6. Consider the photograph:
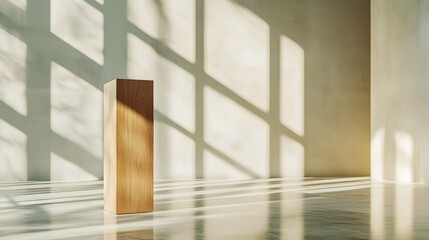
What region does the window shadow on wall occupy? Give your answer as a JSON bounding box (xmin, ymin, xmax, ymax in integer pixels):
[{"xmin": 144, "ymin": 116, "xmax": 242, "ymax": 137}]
[{"xmin": 0, "ymin": 0, "xmax": 370, "ymax": 187}]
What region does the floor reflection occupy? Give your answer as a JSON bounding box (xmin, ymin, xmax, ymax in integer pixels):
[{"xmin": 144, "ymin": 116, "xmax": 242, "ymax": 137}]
[
  {"xmin": 395, "ymin": 185, "xmax": 413, "ymax": 240},
  {"xmin": 0, "ymin": 178, "xmax": 428, "ymax": 239},
  {"xmin": 104, "ymin": 212, "xmax": 153, "ymax": 240}
]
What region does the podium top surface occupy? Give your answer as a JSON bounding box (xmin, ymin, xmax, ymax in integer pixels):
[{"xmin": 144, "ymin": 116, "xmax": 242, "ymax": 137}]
[{"xmin": 109, "ymin": 79, "xmax": 154, "ymax": 82}]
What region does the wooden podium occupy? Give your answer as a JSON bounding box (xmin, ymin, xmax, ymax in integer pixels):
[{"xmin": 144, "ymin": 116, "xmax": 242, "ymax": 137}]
[{"xmin": 104, "ymin": 79, "xmax": 154, "ymax": 214}]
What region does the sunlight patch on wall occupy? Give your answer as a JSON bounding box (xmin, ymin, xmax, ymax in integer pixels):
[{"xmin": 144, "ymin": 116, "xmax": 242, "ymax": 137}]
[
  {"xmin": 204, "ymin": 150, "xmax": 248, "ymax": 179},
  {"xmin": 280, "ymin": 135, "xmax": 304, "ymax": 178},
  {"xmin": 128, "ymin": 0, "xmax": 195, "ymax": 63},
  {"xmin": 128, "ymin": 33, "xmax": 195, "ymax": 133},
  {"xmin": 280, "ymin": 35, "xmax": 304, "ymax": 137},
  {"xmin": 0, "ymin": 27, "xmax": 27, "ymax": 116},
  {"xmin": 51, "ymin": 152, "xmax": 96, "ymax": 181},
  {"xmin": 371, "ymin": 128, "xmax": 385, "ymax": 180},
  {"xmin": 155, "ymin": 122, "xmax": 195, "ymax": 179},
  {"xmin": 205, "ymin": 0, "xmax": 269, "ymax": 112},
  {"xmin": 51, "ymin": 0, "xmax": 103, "ymax": 65},
  {"xmin": 394, "ymin": 131, "xmax": 414, "ymax": 183},
  {"xmin": 205, "ymin": 87, "xmax": 269, "ymax": 178},
  {"xmin": 51, "ymin": 62, "xmax": 102, "ymax": 166},
  {"xmin": 0, "ymin": 119, "xmax": 27, "ymax": 181}
]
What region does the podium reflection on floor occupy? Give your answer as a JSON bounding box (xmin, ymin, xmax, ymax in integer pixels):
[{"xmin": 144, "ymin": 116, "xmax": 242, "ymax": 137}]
[{"xmin": 0, "ymin": 177, "xmax": 428, "ymax": 239}]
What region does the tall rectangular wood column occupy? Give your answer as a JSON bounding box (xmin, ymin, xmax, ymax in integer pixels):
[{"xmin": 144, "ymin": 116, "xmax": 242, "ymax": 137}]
[{"xmin": 104, "ymin": 79, "xmax": 154, "ymax": 214}]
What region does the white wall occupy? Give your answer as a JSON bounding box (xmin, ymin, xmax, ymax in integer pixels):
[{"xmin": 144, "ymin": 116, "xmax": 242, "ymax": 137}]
[
  {"xmin": 0, "ymin": 0, "xmax": 370, "ymax": 181},
  {"xmin": 371, "ymin": 0, "xmax": 429, "ymax": 183}
]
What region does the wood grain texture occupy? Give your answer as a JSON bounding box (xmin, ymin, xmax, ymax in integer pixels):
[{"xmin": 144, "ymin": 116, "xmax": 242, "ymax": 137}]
[{"xmin": 104, "ymin": 79, "xmax": 154, "ymax": 214}]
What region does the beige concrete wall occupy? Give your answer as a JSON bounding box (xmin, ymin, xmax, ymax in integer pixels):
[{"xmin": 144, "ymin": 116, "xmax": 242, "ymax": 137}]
[
  {"xmin": 0, "ymin": 0, "xmax": 370, "ymax": 181},
  {"xmin": 371, "ymin": 0, "xmax": 429, "ymax": 183},
  {"xmin": 253, "ymin": 0, "xmax": 371, "ymax": 177},
  {"xmin": 303, "ymin": 0, "xmax": 370, "ymax": 176}
]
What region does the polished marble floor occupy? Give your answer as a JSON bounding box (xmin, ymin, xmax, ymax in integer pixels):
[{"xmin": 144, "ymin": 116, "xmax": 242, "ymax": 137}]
[{"xmin": 0, "ymin": 177, "xmax": 428, "ymax": 239}]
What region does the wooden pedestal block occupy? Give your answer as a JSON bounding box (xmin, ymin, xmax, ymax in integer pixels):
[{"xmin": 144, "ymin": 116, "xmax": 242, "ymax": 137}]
[{"xmin": 104, "ymin": 79, "xmax": 154, "ymax": 214}]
